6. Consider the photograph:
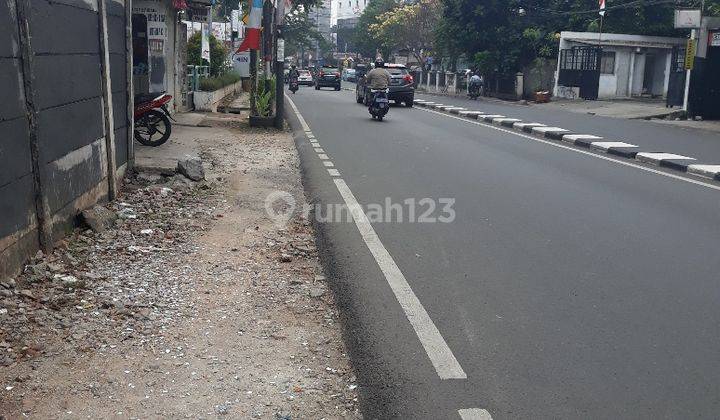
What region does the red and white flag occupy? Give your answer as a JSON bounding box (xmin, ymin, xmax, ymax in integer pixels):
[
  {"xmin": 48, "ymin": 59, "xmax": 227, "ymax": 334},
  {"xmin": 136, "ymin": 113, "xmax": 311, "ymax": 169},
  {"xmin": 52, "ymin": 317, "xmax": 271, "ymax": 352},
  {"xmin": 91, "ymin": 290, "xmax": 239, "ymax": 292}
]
[{"xmin": 599, "ymin": 0, "xmax": 606, "ymax": 16}]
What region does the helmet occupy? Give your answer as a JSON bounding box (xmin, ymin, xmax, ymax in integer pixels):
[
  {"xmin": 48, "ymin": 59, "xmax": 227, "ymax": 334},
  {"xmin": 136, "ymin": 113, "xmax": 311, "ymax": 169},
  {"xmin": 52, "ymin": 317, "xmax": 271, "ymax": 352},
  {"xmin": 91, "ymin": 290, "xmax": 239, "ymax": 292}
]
[
  {"xmin": 375, "ymin": 58, "xmax": 384, "ymax": 68},
  {"xmin": 291, "ymin": 64, "xmax": 297, "ymax": 69}
]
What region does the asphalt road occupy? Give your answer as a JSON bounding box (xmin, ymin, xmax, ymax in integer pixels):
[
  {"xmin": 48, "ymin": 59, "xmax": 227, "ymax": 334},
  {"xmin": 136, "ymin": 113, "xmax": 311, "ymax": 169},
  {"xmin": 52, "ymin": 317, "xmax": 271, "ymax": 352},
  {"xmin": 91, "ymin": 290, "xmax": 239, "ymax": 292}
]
[{"xmin": 285, "ymin": 85, "xmax": 720, "ymax": 419}]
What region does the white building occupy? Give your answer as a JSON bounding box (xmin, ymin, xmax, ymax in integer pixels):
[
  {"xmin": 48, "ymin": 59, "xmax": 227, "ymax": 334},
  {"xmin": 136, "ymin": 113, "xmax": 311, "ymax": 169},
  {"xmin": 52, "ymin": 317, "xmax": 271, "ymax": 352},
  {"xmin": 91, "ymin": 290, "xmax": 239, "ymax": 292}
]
[
  {"xmin": 554, "ymin": 31, "xmax": 687, "ymax": 100},
  {"xmin": 331, "ymin": 0, "xmax": 368, "ymax": 26}
]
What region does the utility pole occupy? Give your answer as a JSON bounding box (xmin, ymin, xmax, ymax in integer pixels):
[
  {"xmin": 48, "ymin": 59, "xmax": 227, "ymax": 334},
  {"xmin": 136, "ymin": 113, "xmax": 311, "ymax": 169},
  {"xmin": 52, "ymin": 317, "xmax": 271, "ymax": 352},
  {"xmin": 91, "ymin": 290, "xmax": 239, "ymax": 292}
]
[{"xmin": 274, "ymin": 0, "xmax": 287, "ymax": 129}]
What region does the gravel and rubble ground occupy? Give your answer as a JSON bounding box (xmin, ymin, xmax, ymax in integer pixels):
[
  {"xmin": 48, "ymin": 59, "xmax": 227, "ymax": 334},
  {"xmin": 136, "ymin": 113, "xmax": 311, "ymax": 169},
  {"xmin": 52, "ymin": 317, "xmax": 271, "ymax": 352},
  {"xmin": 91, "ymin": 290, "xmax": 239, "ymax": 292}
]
[{"xmin": 0, "ymin": 113, "xmax": 360, "ymax": 419}]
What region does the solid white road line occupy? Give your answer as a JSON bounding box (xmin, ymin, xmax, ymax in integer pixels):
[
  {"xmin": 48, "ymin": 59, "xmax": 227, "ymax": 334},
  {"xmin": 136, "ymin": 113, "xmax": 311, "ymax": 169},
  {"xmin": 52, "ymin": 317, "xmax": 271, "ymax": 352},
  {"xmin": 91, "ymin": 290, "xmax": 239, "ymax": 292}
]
[
  {"xmin": 416, "ymin": 106, "xmax": 720, "ymax": 192},
  {"xmin": 590, "ymin": 141, "xmax": 638, "ymax": 151},
  {"xmin": 687, "ymin": 164, "xmax": 720, "ymax": 179},
  {"xmin": 636, "ymin": 152, "xmax": 696, "ymax": 165},
  {"xmin": 333, "ymin": 178, "xmax": 467, "ymax": 380},
  {"xmin": 458, "ymin": 408, "xmax": 493, "ymax": 420},
  {"xmin": 285, "ymin": 95, "xmax": 467, "ymax": 380}
]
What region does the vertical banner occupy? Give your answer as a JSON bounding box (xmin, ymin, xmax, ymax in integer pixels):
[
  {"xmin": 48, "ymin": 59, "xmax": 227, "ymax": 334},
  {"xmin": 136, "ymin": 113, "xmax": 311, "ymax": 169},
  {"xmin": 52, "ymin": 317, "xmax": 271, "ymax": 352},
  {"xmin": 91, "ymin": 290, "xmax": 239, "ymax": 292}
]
[{"xmin": 201, "ymin": 23, "xmax": 210, "ymax": 61}]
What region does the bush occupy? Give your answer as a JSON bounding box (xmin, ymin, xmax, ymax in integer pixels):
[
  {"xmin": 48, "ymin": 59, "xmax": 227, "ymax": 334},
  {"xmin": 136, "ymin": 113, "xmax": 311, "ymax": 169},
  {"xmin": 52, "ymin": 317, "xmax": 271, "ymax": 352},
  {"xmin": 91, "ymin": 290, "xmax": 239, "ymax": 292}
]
[
  {"xmin": 187, "ymin": 32, "xmax": 228, "ymax": 76},
  {"xmin": 198, "ymin": 72, "xmax": 241, "ymax": 92}
]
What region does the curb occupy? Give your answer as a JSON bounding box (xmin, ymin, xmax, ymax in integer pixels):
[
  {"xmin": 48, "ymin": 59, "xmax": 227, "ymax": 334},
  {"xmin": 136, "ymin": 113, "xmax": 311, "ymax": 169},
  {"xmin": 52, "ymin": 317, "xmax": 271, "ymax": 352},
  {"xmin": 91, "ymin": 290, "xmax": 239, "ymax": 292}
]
[{"xmin": 412, "ymin": 99, "xmax": 720, "ymax": 182}]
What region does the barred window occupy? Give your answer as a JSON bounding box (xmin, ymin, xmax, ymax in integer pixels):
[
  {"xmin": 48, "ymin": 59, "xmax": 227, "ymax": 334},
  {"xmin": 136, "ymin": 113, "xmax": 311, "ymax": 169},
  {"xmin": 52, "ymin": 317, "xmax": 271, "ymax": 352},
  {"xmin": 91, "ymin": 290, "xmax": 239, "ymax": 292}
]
[{"xmin": 601, "ymin": 52, "xmax": 616, "ymax": 74}]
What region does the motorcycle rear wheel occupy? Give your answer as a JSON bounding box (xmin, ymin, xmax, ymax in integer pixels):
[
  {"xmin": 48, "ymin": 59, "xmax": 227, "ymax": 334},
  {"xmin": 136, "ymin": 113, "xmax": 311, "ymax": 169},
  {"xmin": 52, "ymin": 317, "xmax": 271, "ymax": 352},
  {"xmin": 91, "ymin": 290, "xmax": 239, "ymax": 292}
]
[{"xmin": 134, "ymin": 110, "xmax": 171, "ymax": 147}]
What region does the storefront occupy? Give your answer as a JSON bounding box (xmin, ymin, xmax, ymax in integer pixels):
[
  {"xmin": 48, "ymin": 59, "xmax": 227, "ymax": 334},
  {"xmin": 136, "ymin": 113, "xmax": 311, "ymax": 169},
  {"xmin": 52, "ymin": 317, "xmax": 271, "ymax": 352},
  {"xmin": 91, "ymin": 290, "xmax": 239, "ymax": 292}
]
[{"xmin": 131, "ymin": 0, "xmax": 209, "ymax": 110}]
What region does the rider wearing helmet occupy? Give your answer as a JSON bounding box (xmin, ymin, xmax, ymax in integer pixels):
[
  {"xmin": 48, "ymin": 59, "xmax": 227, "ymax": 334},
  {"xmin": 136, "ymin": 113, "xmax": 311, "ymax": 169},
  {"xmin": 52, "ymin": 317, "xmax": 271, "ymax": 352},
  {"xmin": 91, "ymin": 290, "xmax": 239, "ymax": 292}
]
[
  {"xmin": 366, "ymin": 58, "xmax": 391, "ymax": 90},
  {"xmin": 288, "ymin": 64, "xmax": 300, "ymax": 80}
]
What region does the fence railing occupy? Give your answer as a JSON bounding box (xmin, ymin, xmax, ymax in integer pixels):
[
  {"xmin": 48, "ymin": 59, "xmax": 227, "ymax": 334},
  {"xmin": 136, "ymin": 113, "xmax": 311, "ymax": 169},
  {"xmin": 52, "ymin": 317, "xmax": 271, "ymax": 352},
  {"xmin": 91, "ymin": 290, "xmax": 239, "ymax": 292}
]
[
  {"xmin": 415, "ymin": 70, "xmax": 525, "ymax": 100},
  {"xmin": 187, "ymin": 65, "xmax": 210, "ymax": 92}
]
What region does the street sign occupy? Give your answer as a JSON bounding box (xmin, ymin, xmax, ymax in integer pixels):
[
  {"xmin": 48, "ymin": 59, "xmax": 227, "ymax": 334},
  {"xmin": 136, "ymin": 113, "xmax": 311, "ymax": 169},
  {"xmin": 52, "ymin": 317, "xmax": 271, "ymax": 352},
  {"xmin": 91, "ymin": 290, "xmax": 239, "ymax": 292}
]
[
  {"xmin": 711, "ymin": 32, "xmax": 720, "ymax": 47},
  {"xmin": 675, "ymin": 10, "xmax": 702, "ymax": 29},
  {"xmin": 685, "ymin": 39, "xmax": 696, "ymax": 70}
]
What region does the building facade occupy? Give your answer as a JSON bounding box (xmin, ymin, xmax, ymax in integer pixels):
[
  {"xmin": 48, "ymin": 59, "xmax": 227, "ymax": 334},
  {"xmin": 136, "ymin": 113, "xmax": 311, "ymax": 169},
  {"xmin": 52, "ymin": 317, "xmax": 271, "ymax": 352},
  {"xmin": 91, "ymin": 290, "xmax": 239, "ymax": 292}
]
[
  {"xmin": 331, "ymin": 0, "xmax": 367, "ymax": 26},
  {"xmin": 554, "ymin": 32, "xmax": 686, "ymax": 100}
]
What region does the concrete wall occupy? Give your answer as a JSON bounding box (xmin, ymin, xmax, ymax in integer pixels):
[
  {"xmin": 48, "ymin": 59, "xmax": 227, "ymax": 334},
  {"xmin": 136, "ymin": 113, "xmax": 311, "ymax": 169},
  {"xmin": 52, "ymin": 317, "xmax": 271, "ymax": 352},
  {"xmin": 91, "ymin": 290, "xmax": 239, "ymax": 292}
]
[{"xmin": 1, "ymin": 0, "xmax": 130, "ymax": 278}]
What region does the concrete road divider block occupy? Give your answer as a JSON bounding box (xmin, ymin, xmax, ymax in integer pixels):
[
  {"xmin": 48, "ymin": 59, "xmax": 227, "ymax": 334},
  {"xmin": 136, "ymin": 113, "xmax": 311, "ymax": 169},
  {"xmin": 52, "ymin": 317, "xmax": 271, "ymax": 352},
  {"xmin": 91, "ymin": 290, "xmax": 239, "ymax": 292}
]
[
  {"xmin": 493, "ymin": 118, "xmax": 521, "ymax": 127},
  {"xmin": 481, "ymin": 115, "xmax": 505, "ymax": 122},
  {"xmin": 636, "ymin": 152, "xmax": 696, "ymax": 167},
  {"xmin": 531, "ymin": 126, "xmax": 573, "ymax": 140},
  {"xmin": 606, "ymin": 147, "xmax": 641, "ymax": 159},
  {"xmin": 514, "ymin": 122, "xmax": 547, "ymax": 132},
  {"xmin": 449, "ymin": 108, "xmax": 467, "ymax": 114},
  {"xmin": 458, "ymin": 111, "xmax": 484, "ymax": 119},
  {"xmin": 590, "ymin": 141, "xmax": 637, "ymax": 152},
  {"xmin": 561, "ymin": 134, "xmax": 603, "ymax": 145},
  {"xmin": 687, "ymin": 164, "xmax": 720, "ymax": 180}
]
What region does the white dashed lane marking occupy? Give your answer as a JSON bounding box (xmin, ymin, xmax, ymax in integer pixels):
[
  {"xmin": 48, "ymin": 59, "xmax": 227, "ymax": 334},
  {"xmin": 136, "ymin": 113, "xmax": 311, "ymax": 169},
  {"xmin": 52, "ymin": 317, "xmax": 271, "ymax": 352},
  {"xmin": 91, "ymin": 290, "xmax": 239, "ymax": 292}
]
[
  {"xmin": 322, "ymin": 161, "xmax": 334, "ymax": 167},
  {"xmin": 458, "ymin": 408, "xmax": 493, "ymax": 420}
]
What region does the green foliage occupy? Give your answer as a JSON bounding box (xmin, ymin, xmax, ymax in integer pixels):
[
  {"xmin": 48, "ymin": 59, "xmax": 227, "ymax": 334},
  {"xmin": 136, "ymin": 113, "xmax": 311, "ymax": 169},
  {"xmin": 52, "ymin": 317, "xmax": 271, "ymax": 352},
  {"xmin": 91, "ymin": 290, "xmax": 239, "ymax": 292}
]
[
  {"xmin": 187, "ymin": 32, "xmax": 229, "ymax": 76},
  {"xmin": 255, "ymin": 76, "xmax": 276, "ymax": 117},
  {"xmin": 284, "ymin": 9, "xmax": 332, "ymax": 58},
  {"xmin": 352, "ymin": 0, "xmax": 398, "ymax": 59},
  {"xmin": 198, "ymin": 72, "xmax": 241, "ymax": 92},
  {"xmin": 435, "ymin": 0, "xmax": 705, "ymax": 77}
]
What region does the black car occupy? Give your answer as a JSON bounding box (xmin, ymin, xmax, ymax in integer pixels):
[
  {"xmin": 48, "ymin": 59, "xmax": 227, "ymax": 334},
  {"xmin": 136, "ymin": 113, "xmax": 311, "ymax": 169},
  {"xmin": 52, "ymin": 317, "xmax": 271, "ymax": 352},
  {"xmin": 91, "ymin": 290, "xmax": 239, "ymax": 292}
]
[
  {"xmin": 356, "ymin": 64, "xmax": 415, "ymax": 107},
  {"xmin": 315, "ymin": 66, "xmax": 342, "ymax": 90}
]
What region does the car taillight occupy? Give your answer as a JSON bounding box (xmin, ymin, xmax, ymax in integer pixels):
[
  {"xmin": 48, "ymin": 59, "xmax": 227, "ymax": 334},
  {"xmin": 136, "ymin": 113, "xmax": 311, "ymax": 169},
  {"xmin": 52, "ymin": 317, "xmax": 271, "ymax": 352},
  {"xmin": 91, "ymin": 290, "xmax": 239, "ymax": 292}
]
[
  {"xmin": 403, "ymin": 74, "xmax": 413, "ymax": 84},
  {"xmin": 320, "ymin": 71, "xmax": 325, "ymax": 77},
  {"xmin": 335, "ymin": 72, "xmax": 340, "ymax": 77}
]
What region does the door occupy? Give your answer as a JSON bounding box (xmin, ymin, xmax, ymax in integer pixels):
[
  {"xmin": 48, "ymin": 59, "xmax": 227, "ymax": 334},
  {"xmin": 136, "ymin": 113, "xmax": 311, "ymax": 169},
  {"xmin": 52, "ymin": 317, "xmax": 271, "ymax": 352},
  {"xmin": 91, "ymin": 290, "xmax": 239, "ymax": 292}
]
[
  {"xmin": 666, "ymin": 46, "xmax": 686, "ymax": 107},
  {"xmin": 558, "ymin": 47, "xmax": 601, "ymax": 100},
  {"xmin": 642, "ymin": 54, "xmax": 656, "ymax": 94},
  {"xmin": 702, "ymin": 40, "xmax": 720, "ymax": 118}
]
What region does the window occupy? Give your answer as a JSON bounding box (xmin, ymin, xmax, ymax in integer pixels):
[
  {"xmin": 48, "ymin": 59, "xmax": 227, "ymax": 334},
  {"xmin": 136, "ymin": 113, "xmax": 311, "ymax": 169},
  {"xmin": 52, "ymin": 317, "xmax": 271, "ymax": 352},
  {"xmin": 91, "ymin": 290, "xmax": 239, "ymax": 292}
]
[{"xmin": 601, "ymin": 51, "xmax": 616, "ymax": 74}]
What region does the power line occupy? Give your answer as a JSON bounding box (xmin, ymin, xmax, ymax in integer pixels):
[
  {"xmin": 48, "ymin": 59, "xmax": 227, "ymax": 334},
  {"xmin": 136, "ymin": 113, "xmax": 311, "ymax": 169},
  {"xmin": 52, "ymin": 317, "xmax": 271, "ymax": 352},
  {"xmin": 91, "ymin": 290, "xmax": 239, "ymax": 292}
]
[{"xmin": 520, "ymin": 0, "xmax": 695, "ymax": 16}]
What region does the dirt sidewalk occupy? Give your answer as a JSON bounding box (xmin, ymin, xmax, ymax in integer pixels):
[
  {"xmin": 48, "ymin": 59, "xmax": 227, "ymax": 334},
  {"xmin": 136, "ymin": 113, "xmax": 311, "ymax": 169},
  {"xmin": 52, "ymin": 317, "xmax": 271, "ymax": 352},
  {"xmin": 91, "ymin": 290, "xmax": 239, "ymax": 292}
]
[{"xmin": 0, "ymin": 114, "xmax": 360, "ymax": 418}]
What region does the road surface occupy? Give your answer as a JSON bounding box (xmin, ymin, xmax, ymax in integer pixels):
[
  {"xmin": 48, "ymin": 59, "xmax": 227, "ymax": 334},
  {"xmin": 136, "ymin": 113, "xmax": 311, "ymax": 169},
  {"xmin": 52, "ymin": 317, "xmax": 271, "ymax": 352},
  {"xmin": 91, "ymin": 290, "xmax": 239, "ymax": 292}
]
[{"xmin": 284, "ymin": 85, "xmax": 720, "ymax": 419}]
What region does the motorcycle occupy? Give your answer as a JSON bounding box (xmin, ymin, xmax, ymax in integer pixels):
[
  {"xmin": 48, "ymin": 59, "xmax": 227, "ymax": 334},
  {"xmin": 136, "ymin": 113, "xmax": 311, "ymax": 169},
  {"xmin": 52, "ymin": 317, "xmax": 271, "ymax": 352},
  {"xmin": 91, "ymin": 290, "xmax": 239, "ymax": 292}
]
[
  {"xmin": 134, "ymin": 92, "xmax": 173, "ymax": 147},
  {"xmin": 368, "ymin": 89, "xmax": 390, "ymax": 121},
  {"xmin": 468, "ymin": 83, "xmax": 482, "ymax": 100},
  {"xmin": 289, "ymin": 78, "xmax": 299, "ymax": 94}
]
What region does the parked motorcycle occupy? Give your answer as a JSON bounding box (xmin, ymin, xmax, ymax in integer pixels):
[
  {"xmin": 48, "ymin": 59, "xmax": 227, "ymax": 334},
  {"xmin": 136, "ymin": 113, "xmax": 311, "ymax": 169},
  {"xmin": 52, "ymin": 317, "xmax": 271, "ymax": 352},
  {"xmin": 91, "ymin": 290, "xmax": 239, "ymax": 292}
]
[
  {"xmin": 368, "ymin": 89, "xmax": 390, "ymax": 121},
  {"xmin": 134, "ymin": 92, "xmax": 173, "ymax": 147},
  {"xmin": 289, "ymin": 78, "xmax": 299, "ymax": 94}
]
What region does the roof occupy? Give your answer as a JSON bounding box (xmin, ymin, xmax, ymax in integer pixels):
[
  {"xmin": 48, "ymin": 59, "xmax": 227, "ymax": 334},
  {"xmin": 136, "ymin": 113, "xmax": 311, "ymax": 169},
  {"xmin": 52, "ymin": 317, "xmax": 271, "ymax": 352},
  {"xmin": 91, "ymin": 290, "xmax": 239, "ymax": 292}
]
[{"xmin": 560, "ymin": 31, "xmax": 686, "ymax": 49}]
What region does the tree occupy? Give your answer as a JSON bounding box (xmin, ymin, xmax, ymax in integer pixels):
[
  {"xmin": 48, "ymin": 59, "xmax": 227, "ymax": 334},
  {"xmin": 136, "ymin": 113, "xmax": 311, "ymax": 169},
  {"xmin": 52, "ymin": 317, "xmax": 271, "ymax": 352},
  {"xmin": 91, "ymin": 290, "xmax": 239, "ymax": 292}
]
[
  {"xmin": 353, "ymin": 0, "xmax": 398, "ymax": 59},
  {"xmin": 283, "ymin": 9, "xmax": 333, "ymax": 59},
  {"xmin": 368, "ymin": 0, "xmax": 441, "ymax": 65},
  {"xmin": 187, "ymin": 32, "xmax": 229, "ymax": 76}
]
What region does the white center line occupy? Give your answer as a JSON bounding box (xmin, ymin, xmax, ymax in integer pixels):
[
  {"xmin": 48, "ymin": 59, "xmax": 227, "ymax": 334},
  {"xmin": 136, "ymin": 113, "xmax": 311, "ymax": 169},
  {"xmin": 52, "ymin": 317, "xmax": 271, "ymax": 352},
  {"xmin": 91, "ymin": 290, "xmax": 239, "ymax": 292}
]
[
  {"xmin": 458, "ymin": 408, "xmax": 493, "ymax": 420},
  {"xmin": 416, "ymin": 106, "xmax": 720, "ymax": 192}
]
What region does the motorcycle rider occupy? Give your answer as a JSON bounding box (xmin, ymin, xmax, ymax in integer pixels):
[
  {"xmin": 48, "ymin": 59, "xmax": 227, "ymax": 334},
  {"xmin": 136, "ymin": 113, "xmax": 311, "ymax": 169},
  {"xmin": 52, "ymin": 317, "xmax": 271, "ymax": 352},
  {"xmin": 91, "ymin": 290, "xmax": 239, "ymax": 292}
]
[
  {"xmin": 365, "ymin": 58, "xmax": 391, "ymax": 103},
  {"xmin": 288, "ymin": 64, "xmax": 300, "ymax": 83},
  {"xmin": 468, "ymin": 72, "xmax": 483, "ymax": 96}
]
